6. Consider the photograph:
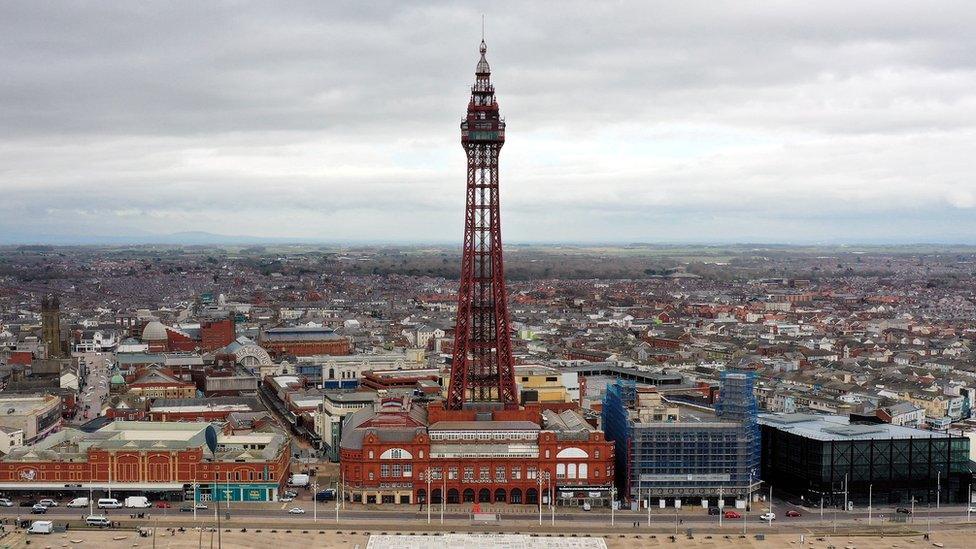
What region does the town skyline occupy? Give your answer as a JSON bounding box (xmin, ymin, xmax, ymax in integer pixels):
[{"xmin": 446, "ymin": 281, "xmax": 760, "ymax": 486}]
[{"xmin": 2, "ymin": 1, "xmax": 976, "ymax": 244}]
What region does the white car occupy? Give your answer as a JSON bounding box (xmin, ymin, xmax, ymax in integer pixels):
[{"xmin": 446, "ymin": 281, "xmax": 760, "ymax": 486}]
[
  {"xmin": 287, "ymin": 507, "xmax": 305, "ymax": 514},
  {"xmin": 280, "ymin": 496, "xmax": 294, "ymax": 502},
  {"xmin": 39, "ymin": 499, "xmax": 58, "ymax": 507},
  {"xmin": 760, "ymin": 512, "xmax": 776, "ymax": 522},
  {"xmin": 582, "ymin": 502, "xmax": 592, "ymax": 511},
  {"xmin": 0, "ymin": 498, "xmax": 12, "ymax": 507}
]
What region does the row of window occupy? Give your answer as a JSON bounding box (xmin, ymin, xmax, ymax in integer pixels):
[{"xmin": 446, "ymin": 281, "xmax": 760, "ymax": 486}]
[{"xmin": 430, "ymin": 431, "xmax": 537, "ymax": 441}]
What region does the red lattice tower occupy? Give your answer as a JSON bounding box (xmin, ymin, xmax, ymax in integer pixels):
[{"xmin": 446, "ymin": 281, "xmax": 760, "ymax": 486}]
[{"xmin": 447, "ymin": 39, "xmax": 518, "ymax": 410}]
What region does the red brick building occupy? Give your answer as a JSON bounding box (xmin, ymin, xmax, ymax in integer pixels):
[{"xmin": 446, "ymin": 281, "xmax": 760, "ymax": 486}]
[
  {"xmin": 0, "ymin": 420, "xmax": 289, "ymax": 502},
  {"xmin": 340, "ymin": 399, "xmax": 614, "ymax": 507},
  {"xmin": 201, "ymin": 319, "xmax": 236, "ymax": 352},
  {"xmin": 259, "ymin": 326, "xmax": 351, "ymax": 358}
]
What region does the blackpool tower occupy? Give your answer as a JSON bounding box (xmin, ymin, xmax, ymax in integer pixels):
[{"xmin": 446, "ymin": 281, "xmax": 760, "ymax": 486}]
[{"xmin": 446, "ymin": 39, "xmax": 519, "ymax": 410}]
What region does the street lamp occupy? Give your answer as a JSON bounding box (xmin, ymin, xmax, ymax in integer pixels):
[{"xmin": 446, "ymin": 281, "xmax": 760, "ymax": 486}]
[
  {"xmin": 313, "ymin": 480, "xmax": 317, "ymax": 523},
  {"xmin": 610, "ymin": 484, "xmax": 616, "ymax": 526},
  {"xmin": 422, "ymin": 468, "xmax": 433, "ymax": 525},
  {"xmin": 537, "ymin": 471, "xmax": 553, "ymax": 526}
]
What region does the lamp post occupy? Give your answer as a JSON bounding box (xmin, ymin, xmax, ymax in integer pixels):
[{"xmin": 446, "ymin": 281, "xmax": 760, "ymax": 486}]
[
  {"xmin": 718, "ymin": 487, "xmax": 723, "ymax": 527},
  {"xmin": 537, "ymin": 471, "xmax": 553, "ymax": 526},
  {"xmin": 193, "ymin": 483, "xmax": 198, "ymax": 522},
  {"xmin": 537, "ymin": 474, "xmax": 543, "ymax": 526},
  {"xmin": 335, "ymin": 481, "xmax": 340, "ymax": 524},
  {"xmin": 868, "ymin": 483, "xmax": 872, "ymax": 525},
  {"xmin": 312, "ymin": 480, "xmax": 317, "ymax": 523},
  {"xmin": 422, "ymin": 468, "xmax": 433, "ymax": 525},
  {"xmin": 610, "ymin": 484, "xmax": 616, "ymax": 527}
]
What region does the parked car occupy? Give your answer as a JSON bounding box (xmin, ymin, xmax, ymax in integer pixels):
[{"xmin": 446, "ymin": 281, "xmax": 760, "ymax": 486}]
[
  {"xmin": 786, "ymin": 510, "xmax": 801, "ymax": 517},
  {"xmin": 38, "ymin": 499, "xmax": 58, "ymax": 507},
  {"xmin": 759, "ymin": 512, "xmax": 776, "ymax": 522},
  {"xmin": 156, "ymin": 501, "xmax": 171, "ymax": 508},
  {"xmin": 280, "ymin": 496, "xmax": 294, "ymax": 503},
  {"xmin": 179, "ymin": 505, "xmax": 193, "ymax": 513},
  {"xmin": 0, "ymin": 498, "xmax": 13, "ymax": 507},
  {"xmin": 194, "ymin": 503, "xmax": 208, "ymax": 510},
  {"xmin": 896, "ymin": 507, "xmax": 912, "ymax": 515},
  {"xmin": 283, "ymin": 490, "xmax": 298, "ymax": 498},
  {"xmin": 31, "ymin": 504, "xmax": 47, "ymax": 514},
  {"xmin": 707, "ymin": 507, "xmax": 720, "ymax": 515},
  {"xmin": 287, "ymin": 507, "xmax": 305, "ymax": 514},
  {"xmin": 724, "ymin": 510, "xmax": 741, "ymax": 519},
  {"xmin": 19, "ymin": 500, "xmax": 36, "ymax": 507}
]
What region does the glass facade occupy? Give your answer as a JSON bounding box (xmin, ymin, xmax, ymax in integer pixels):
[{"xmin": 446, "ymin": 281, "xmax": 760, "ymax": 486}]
[{"xmin": 761, "ymin": 423, "xmax": 971, "ymax": 505}]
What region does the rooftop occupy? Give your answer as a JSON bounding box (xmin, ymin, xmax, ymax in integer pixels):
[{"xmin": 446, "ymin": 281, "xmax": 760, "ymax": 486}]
[{"xmin": 760, "ymin": 412, "xmax": 953, "ymax": 441}]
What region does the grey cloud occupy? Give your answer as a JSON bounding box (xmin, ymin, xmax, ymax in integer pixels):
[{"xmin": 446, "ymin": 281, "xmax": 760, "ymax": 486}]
[{"xmin": 1, "ymin": 1, "xmax": 976, "ymax": 243}]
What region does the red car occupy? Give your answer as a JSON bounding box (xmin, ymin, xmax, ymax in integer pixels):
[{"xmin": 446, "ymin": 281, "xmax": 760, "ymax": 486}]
[
  {"xmin": 156, "ymin": 502, "xmax": 171, "ymax": 508},
  {"xmin": 786, "ymin": 510, "xmax": 801, "ymax": 517},
  {"xmin": 724, "ymin": 510, "xmax": 741, "ymax": 519}
]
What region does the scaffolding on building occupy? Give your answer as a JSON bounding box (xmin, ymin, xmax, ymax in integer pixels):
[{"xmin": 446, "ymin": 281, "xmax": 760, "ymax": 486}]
[
  {"xmin": 716, "ymin": 360, "xmax": 761, "ymax": 485},
  {"xmin": 601, "ymin": 380, "xmax": 636, "ymax": 500}
]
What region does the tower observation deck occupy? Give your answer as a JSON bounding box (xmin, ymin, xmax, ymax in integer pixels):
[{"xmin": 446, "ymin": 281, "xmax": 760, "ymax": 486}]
[{"xmin": 447, "ymin": 39, "xmax": 518, "ymax": 410}]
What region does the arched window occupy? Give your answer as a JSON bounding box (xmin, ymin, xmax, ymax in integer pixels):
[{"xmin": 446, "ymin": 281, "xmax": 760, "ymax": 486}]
[
  {"xmin": 328, "ymin": 368, "xmax": 334, "ymax": 379},
  {"xmin": 510, "ymin": 488, "xmax": 523, "ymax": 504},
  {"xmin": 526, "ymin": 488, "xmax": 538, "ymax": 505},
  {"xmin": 494, "ymin": 488, "xmax": 506, "ymax": 502},
  {"xmin": 462, "ymin": 488, "xmax": 475, "ymax": 503},
  {"xmin": 431, "ymin": 488, "xmax": 442, "ymax": 504},
  {"xmin": 416, "ymin": 488, "xmax": 427, "ymax": 504},
  {"xmin": 478, "ymin": 488, "xmax": 491, "ymax": 503},
  {"xmin": 448, "ymin": 489, "xmax": 460, "ymax": 504}
]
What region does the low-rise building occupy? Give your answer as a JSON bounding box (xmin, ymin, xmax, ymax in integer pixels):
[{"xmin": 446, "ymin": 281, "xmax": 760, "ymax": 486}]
[
  {"xmin": 0, "ymin": 394, "xmax": 62, "ymax": 443},
  {"xmin": 0, "ymin": 420, "xmax": 290, "ymax": 502}
]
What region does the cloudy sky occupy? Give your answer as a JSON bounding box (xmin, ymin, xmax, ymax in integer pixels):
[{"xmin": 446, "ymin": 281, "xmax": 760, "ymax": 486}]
[{"xmin": 2, "ymin": 1, "xmax": 975, "ymax": 244}]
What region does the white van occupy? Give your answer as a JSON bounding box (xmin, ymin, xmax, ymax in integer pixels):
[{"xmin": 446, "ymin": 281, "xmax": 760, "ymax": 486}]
[
  {"xmin": 67, "ymin": 497, "xmax": 89, "ymax": 508},
  {"xmin": 97, "ymin": 498, "xmax": 123, "ymax": 509},
  {"xmin": 27, "ymin": 520, "xmax": 53, "ymax": 534},
  {"xmin": 124, "ymin": 496, "xmax": 151, "ymax": 508},
  {"xmin": 85, "ymin": 515, "xmax": 111, "ymax": 527}
]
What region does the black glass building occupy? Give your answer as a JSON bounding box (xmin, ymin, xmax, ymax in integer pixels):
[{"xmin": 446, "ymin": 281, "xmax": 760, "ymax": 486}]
[{"xmin": 760, "ymin": 413, "xmax": 972, "ymax": 506}]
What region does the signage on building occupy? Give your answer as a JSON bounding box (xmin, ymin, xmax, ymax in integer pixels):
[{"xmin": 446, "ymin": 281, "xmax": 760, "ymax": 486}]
[
  {"xmin": 19, "ymin": 469, "xmax": 36, "ymax": 481},
  {"xmin": 640, "ymin": 473, "xmax": 730, "ymax": 482}
]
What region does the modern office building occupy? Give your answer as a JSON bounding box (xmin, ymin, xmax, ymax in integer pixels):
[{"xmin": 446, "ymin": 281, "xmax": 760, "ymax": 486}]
[
  {"xmin": 759, "ymin": 413, "xmax": 972, "ymax": 505},
  {"xmin": 602, "ymin": 380, "xmax": 761, "ymax": 508}
]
